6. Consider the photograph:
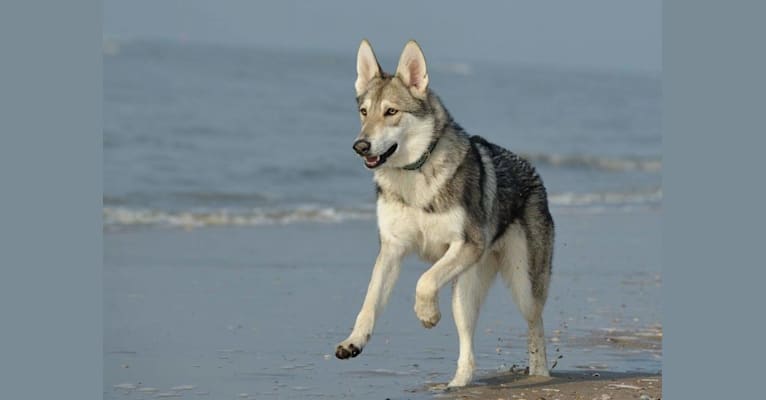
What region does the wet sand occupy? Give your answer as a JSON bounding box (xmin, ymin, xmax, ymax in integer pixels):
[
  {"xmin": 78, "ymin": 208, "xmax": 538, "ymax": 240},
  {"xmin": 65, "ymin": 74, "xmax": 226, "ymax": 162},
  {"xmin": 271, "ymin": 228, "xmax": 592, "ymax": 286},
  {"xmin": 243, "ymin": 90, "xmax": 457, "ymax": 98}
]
[
  {"xmin": 429, "ymin": 370, "xmax": 661, "ymax": 400},
  {"xmin": 105, "ymin": 210, "xmax": 661, "ymax": 399}
]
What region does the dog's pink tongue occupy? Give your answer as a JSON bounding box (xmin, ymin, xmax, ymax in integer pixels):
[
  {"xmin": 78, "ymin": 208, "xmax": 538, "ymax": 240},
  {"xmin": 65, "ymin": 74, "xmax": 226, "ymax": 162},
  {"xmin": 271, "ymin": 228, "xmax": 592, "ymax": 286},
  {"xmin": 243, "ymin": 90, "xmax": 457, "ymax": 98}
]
[{"xmin": 365, "ymin": 156, "xmax": 379, "ymax": 163}]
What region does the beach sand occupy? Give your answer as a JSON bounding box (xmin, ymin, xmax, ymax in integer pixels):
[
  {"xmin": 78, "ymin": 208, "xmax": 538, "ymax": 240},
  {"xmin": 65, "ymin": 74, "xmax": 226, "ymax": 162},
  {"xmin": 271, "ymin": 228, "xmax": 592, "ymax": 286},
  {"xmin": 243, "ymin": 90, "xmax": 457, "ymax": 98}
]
[
  {"xmin": 428, "ymin": 370, "xmax": 661, "ymax": 400},
  {"xmin": 105, "ymin": 210, "xmax": 661, "ymax": 399}
]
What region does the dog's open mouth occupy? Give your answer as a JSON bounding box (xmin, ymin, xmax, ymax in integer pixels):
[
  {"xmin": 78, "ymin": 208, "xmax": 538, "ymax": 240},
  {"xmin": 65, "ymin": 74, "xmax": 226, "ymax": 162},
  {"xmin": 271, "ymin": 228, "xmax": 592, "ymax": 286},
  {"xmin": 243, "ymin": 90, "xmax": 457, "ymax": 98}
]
[{"xmin": 364, "ymin": 143, "xmax": 398, "ymax": 169}]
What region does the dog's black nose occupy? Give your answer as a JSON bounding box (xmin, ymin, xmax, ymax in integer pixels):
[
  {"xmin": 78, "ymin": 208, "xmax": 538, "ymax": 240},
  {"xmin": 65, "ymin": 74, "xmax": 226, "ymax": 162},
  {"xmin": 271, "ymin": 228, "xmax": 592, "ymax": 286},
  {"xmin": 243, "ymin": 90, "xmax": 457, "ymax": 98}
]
[{"xmin": 353, "ymin": 140, "xmax": 371, "ymax": 156}]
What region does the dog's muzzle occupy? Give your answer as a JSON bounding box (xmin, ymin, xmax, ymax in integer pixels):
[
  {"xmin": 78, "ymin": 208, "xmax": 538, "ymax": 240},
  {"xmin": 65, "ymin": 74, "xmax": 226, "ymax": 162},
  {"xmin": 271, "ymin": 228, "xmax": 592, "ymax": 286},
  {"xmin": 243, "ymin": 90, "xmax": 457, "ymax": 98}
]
[{"xmin": 352, "ymin": 140, "xmax": 398, "ymax": 169}]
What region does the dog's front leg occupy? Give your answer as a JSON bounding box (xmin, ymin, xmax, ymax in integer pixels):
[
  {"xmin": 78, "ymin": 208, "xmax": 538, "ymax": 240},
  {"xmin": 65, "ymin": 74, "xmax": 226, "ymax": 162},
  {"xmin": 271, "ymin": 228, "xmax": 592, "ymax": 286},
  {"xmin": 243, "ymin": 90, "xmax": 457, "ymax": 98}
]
[
  {"xmin": 414, "ymin": 241, "xmax": 482, "ymax": 328},
  {"xmin": 335, "ymin": 242, "xmax": 405, "ymax": 359}
]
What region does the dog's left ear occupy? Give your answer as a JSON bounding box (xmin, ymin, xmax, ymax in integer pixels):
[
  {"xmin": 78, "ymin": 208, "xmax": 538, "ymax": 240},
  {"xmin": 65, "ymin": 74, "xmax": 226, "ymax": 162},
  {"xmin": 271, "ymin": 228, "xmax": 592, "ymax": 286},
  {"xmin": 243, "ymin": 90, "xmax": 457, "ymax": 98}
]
[{"xmin": 396, "ymin": 40, "xmax": 429, "ymax": 97}]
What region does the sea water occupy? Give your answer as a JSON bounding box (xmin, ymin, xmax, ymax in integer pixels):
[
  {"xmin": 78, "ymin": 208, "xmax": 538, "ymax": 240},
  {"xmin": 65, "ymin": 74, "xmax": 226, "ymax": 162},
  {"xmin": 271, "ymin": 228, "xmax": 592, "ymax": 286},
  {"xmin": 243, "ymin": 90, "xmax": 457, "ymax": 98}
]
[{"xmin": 104, "ymin": 39, "xmax": 661, "ymax": 230}]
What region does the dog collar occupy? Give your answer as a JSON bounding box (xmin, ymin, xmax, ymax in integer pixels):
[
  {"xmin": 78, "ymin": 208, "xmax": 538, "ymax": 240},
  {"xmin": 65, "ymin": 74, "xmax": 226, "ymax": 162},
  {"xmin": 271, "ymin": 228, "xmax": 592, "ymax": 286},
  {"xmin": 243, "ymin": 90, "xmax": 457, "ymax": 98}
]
[{"xmin": 401, "ymin": 137, "xmax": 439, "ymax": 171}]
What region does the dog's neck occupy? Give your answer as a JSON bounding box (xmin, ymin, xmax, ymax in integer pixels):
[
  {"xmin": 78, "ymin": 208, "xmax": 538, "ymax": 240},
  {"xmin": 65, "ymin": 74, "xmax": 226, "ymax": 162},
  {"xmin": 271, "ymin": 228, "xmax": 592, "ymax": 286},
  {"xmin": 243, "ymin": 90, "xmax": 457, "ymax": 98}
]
[
  {"xmin": 374, "ymin": 128, "xmax": 470, "ymax": 209},
  {"xmin": 400, "ymin": 136, "xmax": 440, "ymax": 171}
]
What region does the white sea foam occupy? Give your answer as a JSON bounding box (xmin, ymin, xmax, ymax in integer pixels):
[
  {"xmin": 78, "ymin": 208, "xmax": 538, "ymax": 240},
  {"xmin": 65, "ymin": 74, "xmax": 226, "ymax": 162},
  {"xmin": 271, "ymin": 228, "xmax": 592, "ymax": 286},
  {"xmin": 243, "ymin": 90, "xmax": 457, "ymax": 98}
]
[
  {"xmin": 548, "ymin": 188, "xmax": 662, "ymax": 207},
  {"xmin": 521, "ymin": 152, "xmax": 662, "ymax": 173},
  {"xmin": 103, "ymin": 189, "xmax": 660, "ymax": 229},
  {"xmin": 103, "ymin": 205, "xmax": 375, "ymax": 229}
]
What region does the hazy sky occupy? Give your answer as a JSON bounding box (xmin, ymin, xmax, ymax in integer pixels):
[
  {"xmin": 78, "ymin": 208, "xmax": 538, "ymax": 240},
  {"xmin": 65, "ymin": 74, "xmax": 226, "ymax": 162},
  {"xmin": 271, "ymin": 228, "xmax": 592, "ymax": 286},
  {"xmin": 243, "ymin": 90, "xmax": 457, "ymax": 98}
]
[{"xmin": 104, "ymin": 0, "xmax": 661, "ymax": 73}]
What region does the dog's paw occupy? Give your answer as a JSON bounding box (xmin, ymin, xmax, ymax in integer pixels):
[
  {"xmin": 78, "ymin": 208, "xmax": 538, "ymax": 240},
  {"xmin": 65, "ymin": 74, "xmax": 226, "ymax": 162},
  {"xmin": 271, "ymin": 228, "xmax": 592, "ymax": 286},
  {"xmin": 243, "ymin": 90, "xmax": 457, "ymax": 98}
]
[
  {"xmin": 414, "ymin": 297, "xmax": 441, "ymax": 328},
  {"xmin": 335, "ymin": 340, "xmax": 363, "ymax": 359},
  {"xmin": 447, "ymin": 371, "xmax": 473, "ymax": 388}
]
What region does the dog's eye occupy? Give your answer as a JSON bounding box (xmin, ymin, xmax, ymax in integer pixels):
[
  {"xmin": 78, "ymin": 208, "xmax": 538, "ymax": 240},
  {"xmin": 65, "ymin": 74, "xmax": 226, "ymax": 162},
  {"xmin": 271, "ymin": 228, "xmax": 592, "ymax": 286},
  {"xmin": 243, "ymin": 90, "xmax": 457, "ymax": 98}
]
[
  {"xmin": 384, "ymin": 108, "xmax": 398, "ymax": 116},
  {"xmin": 359, "ymin": 108, "xmax": 367, "ymax": 116}
]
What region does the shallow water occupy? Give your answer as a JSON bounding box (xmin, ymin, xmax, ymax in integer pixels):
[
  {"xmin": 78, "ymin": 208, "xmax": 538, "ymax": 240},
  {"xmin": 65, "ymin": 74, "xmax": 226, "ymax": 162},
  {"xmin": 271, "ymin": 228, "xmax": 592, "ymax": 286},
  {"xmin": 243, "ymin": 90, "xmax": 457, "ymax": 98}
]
[{"xmin": 104, "ymin": 212, "xmax": 660, "ymax": 399}]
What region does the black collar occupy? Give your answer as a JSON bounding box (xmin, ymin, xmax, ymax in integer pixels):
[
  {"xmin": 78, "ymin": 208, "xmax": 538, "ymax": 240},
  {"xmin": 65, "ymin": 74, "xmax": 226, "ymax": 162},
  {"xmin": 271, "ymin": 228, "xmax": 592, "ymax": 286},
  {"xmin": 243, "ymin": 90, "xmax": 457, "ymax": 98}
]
[{"xmin": 401, "ymin": 137, "xmax": 439, "ymax": 171}]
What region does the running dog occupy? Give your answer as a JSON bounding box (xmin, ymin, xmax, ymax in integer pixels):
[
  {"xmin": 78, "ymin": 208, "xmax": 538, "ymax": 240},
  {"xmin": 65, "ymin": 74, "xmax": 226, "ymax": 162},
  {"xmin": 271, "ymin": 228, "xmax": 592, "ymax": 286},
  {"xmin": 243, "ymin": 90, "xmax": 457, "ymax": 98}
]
[{"xmin": 335, "ymin": 39, "xmax": 554, "ymax": 388}]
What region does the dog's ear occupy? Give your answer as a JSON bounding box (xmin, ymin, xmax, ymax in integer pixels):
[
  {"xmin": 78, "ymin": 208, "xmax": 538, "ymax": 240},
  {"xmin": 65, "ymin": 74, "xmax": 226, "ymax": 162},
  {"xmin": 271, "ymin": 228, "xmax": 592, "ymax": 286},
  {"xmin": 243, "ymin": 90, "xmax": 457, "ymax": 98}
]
[
  {"xmin": 395, "ymin": 40, "xmax": 429, "ymax": 97},
  {"xmin": 356, "ymin": 39, "xmax": 382, "ymax": 95}
]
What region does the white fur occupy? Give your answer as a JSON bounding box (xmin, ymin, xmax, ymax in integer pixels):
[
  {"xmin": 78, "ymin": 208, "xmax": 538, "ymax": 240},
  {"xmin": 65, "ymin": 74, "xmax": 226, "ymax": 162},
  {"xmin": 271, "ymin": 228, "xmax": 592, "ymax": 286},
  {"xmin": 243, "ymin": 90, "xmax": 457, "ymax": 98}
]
[
  {"xmin": 376, "ymin": 201, "xmax": 481, "ymax": 331},
  {"xmin": 376, "ymin": 198, "xmax": 465, "ymax": 260},
  {"xmin": 338, "ymin": 240, "xmax": 406, "ymax": 352},
  {"xmin": 502, "ymin": 224, "xmax": 534, "ymax": 316},
  {"xmin": 338, "ymin": 200, "xmax": 464, "ymax": 352},
  {"xmin": 448, "ymin": 256, "xmax": 498, "ymax": 386}
]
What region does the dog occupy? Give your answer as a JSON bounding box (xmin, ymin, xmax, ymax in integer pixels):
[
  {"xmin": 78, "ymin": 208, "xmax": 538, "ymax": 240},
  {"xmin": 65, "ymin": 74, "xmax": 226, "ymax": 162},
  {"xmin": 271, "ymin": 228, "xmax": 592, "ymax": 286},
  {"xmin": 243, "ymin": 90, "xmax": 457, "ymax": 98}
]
[{"xmin": 335, "ymin": 39, "xmax": 554, "ymax": 388}]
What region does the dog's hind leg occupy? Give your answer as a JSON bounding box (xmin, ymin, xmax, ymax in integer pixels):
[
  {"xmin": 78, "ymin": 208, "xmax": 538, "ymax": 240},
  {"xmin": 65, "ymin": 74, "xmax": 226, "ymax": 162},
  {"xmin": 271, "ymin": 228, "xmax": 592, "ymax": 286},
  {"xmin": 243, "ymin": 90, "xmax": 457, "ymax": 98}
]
[
  {"xmin": 499, "ymin": 222, "xmax": 552, "ymax": 377},
  {"xmin": 448, "ymin": 262, "xmax": 497, "ymax": 387}
]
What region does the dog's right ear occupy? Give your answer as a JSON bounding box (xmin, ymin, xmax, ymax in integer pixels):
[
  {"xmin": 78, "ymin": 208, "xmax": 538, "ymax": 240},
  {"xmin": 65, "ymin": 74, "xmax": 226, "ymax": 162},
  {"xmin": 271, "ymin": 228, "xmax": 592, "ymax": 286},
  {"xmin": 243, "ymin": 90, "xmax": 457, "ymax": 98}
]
[{"xmin": 355, "ymin": 39, "xmax": 382, "ymax": 96}]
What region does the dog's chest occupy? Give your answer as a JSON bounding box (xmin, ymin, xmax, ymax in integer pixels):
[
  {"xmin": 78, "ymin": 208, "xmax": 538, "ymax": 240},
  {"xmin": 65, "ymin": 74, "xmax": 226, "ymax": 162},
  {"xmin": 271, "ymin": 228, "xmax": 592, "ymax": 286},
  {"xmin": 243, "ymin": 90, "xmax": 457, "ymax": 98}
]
[
  {"xmin": 378, "ymin": 200, "xmax": 465, "ymax": 263},
  {"xmin": 376, "ymin": 171, "xmax": 442, "ymax": 208}
]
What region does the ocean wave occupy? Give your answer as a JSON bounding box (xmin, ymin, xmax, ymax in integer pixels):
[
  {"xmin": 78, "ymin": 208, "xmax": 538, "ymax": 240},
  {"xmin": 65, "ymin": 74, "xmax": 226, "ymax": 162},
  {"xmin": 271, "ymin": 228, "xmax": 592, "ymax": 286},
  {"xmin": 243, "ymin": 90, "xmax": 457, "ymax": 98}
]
[
  {"xmin": 104, "ymin": 188, "xmax": 661, "ymax": 230},
  {"xmin": 103, "ymin": 206, "xmax": 375, "ymax": 229},
  {"xmin": 520, "ymin": 152, "xmax": 661, "ymax": 173},
  {"xmin": 548, "ymin": 188, "xmax": 662, "ymax": 207}
]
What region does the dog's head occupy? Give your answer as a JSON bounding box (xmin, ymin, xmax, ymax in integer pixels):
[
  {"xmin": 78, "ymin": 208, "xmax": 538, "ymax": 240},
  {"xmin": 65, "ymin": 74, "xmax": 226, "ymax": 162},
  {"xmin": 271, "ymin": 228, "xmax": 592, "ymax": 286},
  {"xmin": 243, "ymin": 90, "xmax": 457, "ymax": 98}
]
[{"xmin": 352, "ymin": 40, "xmax": 435, "ymax": 170}]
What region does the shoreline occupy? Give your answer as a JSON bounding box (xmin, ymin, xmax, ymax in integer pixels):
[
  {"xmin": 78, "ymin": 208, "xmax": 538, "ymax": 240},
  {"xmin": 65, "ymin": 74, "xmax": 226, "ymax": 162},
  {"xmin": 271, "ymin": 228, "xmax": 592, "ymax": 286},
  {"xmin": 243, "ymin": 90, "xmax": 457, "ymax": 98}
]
[{"xmin": 105, "ymin": 210, "xmax": 661, "ymax": 399}]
